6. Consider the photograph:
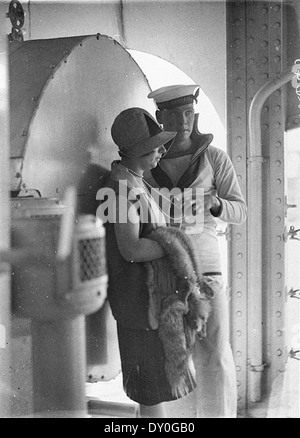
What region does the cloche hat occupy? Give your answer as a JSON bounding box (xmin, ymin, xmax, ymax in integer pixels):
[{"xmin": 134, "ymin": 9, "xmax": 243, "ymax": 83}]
[{"xmin": 111, "ymin": 107, "xmax": 176, "ymax": 158}]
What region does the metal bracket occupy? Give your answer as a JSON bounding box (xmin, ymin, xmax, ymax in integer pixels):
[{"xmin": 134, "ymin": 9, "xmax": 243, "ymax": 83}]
[
  {"xmin": 287, "ymin": 287, "xmax": 300, "ymax": 299},
  {"xmin": 289, "ymin": 348, "xmax": 300, "ymax": 361},
  {"xmin": 287, "ymin": 226, "xmax": 300, "ymax": 241},
  {"xmin": 7, "ymin": 1, "xmax": 25, "ymax": 42},
  {"xmin": 249, "ymin": 363, "xmax": 268, "ymax": 372},
  {"xmin": 247, "ymin": 156, "xmax": 267, "ymax": 164},
  {"xmin": 284, "ymin": 195, "xmax": 297, "ymax": 217}
]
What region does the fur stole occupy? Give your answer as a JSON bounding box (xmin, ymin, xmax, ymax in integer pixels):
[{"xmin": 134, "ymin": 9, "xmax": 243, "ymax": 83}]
[{"xmin": 145, "ymin": 226, "xmax": 214, "ymax": 399}]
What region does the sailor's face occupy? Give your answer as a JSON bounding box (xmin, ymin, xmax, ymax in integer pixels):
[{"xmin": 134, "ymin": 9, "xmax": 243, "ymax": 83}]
[{"xmin": 157, "ymin": 103, "xmax": 195, "ymax": 141}]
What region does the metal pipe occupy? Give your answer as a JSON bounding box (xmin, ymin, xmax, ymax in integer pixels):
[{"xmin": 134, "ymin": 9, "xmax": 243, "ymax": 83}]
[
  {"xmin": 31, "ymin": 317, "xmax": 87, "ymax": 417},
  {"xmin": 248, "ymin": 70, "xmax": 294, "ymax": 402},
  {"xmin": 0, "ymin": 7, "xmax": 11, "ymax": 417},
  {"xmin": 57, "ymin": 186, "xmax": 76, "ymax": 262}
]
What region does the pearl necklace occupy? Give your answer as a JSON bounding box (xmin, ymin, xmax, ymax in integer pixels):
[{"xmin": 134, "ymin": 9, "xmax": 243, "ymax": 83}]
[{"xmin": 120, "ymin": 163, "xmax": 186, "ymax": 223}]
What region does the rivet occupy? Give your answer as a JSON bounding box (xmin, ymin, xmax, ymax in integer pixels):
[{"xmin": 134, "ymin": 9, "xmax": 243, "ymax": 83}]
[
  {"xmin": 276, "ymin": 141, "xmax": 282, "ymax": 148},
  {"xmin": 236, "ymin": 365, "xmax": 241, "ymax": 372},
  {"xmin": 236, "ymin": 78, "xmax": 243, "ymax": 85},
  {"xmin": 276, "ymin": 178, "xmax": 281, "ymax": 184},
  {"xmin": 261, "ymin": 40, "xmax": 268, "ymax": 48},
  {"xmin": 236, "ymin": 330, "xmax": 242, "ymax": 336},
  {"xmin": 274, "ymin": 5, "xmax": 280, "ymax": 12},
  {"xmin": 276, "ymin": 235, "xmax": 282, "ymax": 242},
  {"xmin": 237, "ymin": 311, "xmax": 242, "ymax": 317},
  {"xmin": 237, "ymin": 252, "xmax": 243, "ymax": 259},
  {"xmin": 262, "ymin": 57, "xmax": 268, "ymax": 64},
  {"xmin": 263, "ymin": 123, "xmax": 269, "ymax": 130},
  {"xmin": 236, "ymin": 351, "xmax": 242, "ymax": 357},
  {"xmin": 276, "ymin": 331, "xmax": 282, "ymax": 338},
  {"xmin": 262, "ymin": 8, "xmax": 268, "ymax": 14},
  {"xmin": 274, "ymin": 22, "xmax": 281, "ymax": 29},
  {"xmin": 237, "ymin": 291, "xmax": 242, "ymax": 297},
  {"xmin": 275, "ymin": 121, "xmax": 281, "ymax": 128},
  {"xmin": 261, "ymin": 24, "xmax": 268, "ymax": 31},
  {"xmin": 276, "ymin": 272, "xmax": 282, "ymax": 279},
  {"xmin": 274, "ymin": 39, "xmax": 281, "ymax": 47},
  {"xmin": 237, "ymin": 174, "xmax": 242, "ymax": 181},
  {"xmin": 277, "ymin": 348, "xmax": 282, "ymax": 356},
  {"xmin": 276, "ymin": 311, "xmax": 282, "ymax": 318},
  {"xmin": 274, "ymin": 105, "xmax": 281, "ymax": 112},
  {"xmin": 274, "ymin": 89, "xmax": 281, "ymax": 96},
  {"xmin": 275, "ymin": 215, "xmax": 281, "ymax": 223},
  {"xmin": 236, "ymin": 136, "xmax": 242, "ymax": 143},
  {"xmin": 235, "ymin": 155, "xmax": 242, "ymax": 162},
  {"xmin": 237, "ymin": 272, "xmax": 243, "ymax": 279},
  {"xmin": 248, "ymin": 37, "xmax": 254, "ymax": 44},
  {"xmin": 263, "ymin": 73, "xmax": 269, "ymax": 79},
  {"xmin": 236, "ymin": 233, "xmax": 242, "ymax": 240},
  {"xmin": 237, "ymin": 380, "xmax": 241, "ymax": 386},
  {"xmin": 235, "ymin": 57, "xmax": 242, "ymax": 65},
  {"xmin": 276, "ymin": 291, "xmax": 282, "ymax": 297},
  {"xmin": 274, "ymin": 56, "xmax": 281, "ymax": 63},
  {"xmin": 276, "ymin": 253, "xmax": 282, "ymax": 260},
  {"xmin": 248, "ymin": 78, "xmax": 255, "ymax": 85},
  {"xmin": 275, "ymin": 160, "xmax": 281, "ymax": 167},
  {"xmin": 236, "ymin": 116, "xmax": 242, "ymax": 123}
]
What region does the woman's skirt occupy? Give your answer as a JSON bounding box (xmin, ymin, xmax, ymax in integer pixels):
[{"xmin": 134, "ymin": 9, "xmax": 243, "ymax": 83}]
[{"xmin": 117, "ymin": 323, "xmax": 196, "ymax": 406}]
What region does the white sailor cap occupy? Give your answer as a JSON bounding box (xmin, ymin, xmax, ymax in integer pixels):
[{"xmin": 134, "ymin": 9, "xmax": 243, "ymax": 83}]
[{"xmin": 148, "ymin": 84, "xmax": 200, "ymax": 110}]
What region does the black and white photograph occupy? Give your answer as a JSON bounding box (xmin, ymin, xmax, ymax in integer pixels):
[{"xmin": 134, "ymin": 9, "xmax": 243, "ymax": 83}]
[{"xmin": 0, "ymin": 0, "xmax": 299, "ymax": 421}]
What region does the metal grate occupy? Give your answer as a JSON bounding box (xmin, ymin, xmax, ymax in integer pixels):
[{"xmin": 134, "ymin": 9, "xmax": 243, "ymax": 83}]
[{"xmin": 78, "ymin": 237, "xmax": 106, "ymax": 282}]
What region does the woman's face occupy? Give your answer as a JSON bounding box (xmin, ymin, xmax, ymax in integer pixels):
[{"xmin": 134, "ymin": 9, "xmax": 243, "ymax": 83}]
[{"xmin": 139, "ymin": 144, "xmax": 166, "ymax": 170}]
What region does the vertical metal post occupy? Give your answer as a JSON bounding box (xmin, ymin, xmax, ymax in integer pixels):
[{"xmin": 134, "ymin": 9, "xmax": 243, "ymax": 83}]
[
  {"xmin": 226, "ymin": 0, "xmax": 248, "ymax": 416},
  {"xmin": 228, "ymin": 0, "xmax": 289, "ymax": 412},
  {"xmin": 0, "ymin": 4, "xmax": 11, "ymax": 419},
  {"xmin": 248, "ymin": 70, "xmax": 293, "ymax": 401},
  {"xmin": 31, "ymin": 317, "xmax": 87, "ymax": 417},
  {"xmin": 266, "ymin": 1, "xmax": 288, "ymax": 391},
  {"xmin": 245, "ymin": 0, "xmax": 271, "ymax": 404}
]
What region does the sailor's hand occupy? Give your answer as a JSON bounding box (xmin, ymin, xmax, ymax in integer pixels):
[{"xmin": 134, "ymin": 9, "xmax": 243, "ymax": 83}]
[{"xmin": 204, "ymin": 194, "xmax": 222, "ymax": 216}]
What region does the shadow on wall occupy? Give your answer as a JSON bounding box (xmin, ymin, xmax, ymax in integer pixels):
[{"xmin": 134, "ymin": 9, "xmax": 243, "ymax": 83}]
[{"xmin": 76, "ymin": 113, "xmax": 111, "ymax": 216}]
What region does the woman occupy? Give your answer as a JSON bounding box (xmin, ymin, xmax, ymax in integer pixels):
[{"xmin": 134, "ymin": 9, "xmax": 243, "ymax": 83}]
[{"xmin": 99, "ymin": 107, "xmax": 210, "ymax": 418}]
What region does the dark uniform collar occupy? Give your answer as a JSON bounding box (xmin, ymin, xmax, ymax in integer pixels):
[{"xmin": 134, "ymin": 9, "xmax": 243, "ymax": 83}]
[{"xmin": 151, "ymin": 129, "xmax": 213, "ymax": 190}]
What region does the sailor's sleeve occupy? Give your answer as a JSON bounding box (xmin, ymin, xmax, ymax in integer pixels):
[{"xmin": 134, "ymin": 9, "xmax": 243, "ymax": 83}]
[{"xmin": 211, "ymin": 148, "xmax": 247, "ymax": 224}]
